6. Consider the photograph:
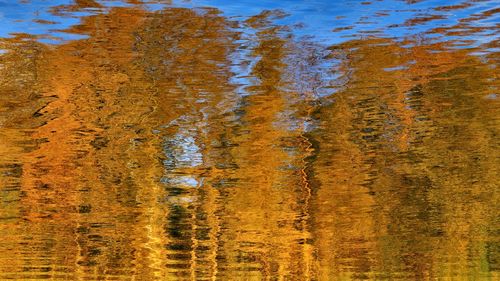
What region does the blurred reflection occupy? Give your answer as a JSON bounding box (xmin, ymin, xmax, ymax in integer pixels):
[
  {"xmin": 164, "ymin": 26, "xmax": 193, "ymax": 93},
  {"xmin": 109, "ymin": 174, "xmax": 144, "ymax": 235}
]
[{"xmin": 0, "ymin": 0, "xmax": 498, "ymax": 280}]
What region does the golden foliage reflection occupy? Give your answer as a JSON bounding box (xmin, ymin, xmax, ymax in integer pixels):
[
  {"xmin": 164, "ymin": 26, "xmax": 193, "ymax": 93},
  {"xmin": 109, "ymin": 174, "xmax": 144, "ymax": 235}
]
[{"xmin": 0, "ymin": 2, "xmax": 498, "ymax": 280}]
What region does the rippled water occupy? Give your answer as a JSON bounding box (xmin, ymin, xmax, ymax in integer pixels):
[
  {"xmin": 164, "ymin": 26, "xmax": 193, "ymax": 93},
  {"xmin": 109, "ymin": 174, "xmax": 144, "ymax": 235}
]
[{"xmin": 0, "ymin": 0, "xmax": 498, "ymax": 280}]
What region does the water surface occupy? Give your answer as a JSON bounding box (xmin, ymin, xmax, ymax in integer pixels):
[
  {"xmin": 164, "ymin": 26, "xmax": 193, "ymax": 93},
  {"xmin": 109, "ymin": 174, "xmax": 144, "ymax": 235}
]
[{"xmin": 0, "ymin": 0, "xmax": 498, "ymax": 280}]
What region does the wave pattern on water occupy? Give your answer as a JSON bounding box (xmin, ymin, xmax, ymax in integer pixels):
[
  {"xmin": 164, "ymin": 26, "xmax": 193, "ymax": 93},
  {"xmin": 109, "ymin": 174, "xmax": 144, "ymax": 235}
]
[{"xmin": 0, "ymin": 0, "xmax": 498, "ymax": 280}]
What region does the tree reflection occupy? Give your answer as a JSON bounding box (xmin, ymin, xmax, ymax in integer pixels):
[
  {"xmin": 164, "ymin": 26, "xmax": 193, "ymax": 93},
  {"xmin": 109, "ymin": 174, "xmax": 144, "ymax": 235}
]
[{"xmin": 0, "ymin": 2, "xmax": 498, "ymax": 280}]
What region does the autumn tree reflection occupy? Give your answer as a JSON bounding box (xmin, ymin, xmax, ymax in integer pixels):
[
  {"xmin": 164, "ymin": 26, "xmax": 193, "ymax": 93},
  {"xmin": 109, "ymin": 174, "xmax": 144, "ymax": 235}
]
[{"xmin": 0, "ymin": 2, "xmax": 498, "ymax": 281}]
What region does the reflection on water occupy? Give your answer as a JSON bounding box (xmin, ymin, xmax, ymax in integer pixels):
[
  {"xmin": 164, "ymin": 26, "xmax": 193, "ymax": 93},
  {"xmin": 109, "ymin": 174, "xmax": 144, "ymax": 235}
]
[{"xmin": 0, "ymin": 0, "xmax": 498, "ymax": 280}]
